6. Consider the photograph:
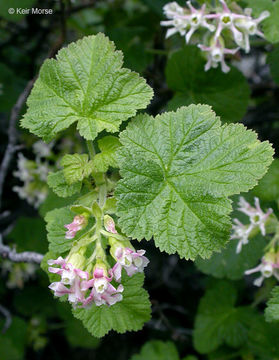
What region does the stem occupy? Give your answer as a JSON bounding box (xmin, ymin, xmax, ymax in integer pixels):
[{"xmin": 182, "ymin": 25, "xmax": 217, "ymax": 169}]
[
  {"xmin": 100, "ymin": 229, "xmax": 128, "ymax": 242},
  {"xmin": 86, "ymin": 140, "xmax": 96, "ymax": 160}
]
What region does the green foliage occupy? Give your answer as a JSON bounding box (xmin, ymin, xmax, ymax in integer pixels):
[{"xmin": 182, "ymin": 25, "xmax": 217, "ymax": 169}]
[
  {"xmin": 47, "ymin": 170, "xmax": 82, "ymax": 198},
  {"xmin": 166, "ymin": 46, "xmax": 250, "ymax": 123},
  {"xmin": 193, "ymin": 281, "xmax": 256, "ymax": 354},
  {"xmin": 73, "ymin": 273, "xmax": 151, "ymax": 338},
  {"xmin": 265, "ymin": 286, "xmax": 279, "ymax": 322},
  {"xmin": 0, "ymin": 317, "xmax": 27, "ymax": 360},
  {"xmin": 45, "ymin": 206, "xmax": 92, "ymax": 254},
  {"xmin": 248, "ymin": 314, "xmax": 279, "ymax": 358},
  {"xmin": 64, "ymin": 318, "xmax": 100, "ymax": 349},
  {"xmin": 61, "ymin": 154, "xmax": 94, "ymax": 184},
  {"xmin": 267, "ymin": 46, "xmax": 279, "ymax": 85},
  {"xmin": 195, "ymin": 234, "xmax": 266, "ymax": 280},
  {"xmin": 21, "ymin": 33, "xmax": 153, "ymax": 142},
  {"xmin": 0, "ymin": 63, "xmax": 25, "ymax": 111},
  {"xmin": 116, "ymin": 105, "xmax": 273, "ymax": 259},
  {"xmin": 252, "ymin": 158, "xmax": 279, "ymax": 202},
  {"xmin": 246, "ymin": 0, "xmax": 279, "ymax": 43},
  {"xmin": 93, "ymin": 136, "xmax": 122, "ymax": 172},
  {"xmin": 0, "ymin": 0, "xmax": 35, "ymax": 21},
  {"xmin": 130, "ymin": 340, "xmax": 180, "ymax": 360},
  {"xmin": 8, "ymin": 217, "xmax": 48, "ymax": 253}
]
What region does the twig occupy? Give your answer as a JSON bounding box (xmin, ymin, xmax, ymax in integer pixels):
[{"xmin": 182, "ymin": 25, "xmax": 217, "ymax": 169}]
[
  {"xmin": 0, "ymin": 235, "xmax": 43, "ymax": 264},
  {"xmin": 0, "ymin": 79, "xmax": 35, "ymax": 210},
  {"xmin": 0, "ymin": 304, "xmax": 12, "ymax": 333}
]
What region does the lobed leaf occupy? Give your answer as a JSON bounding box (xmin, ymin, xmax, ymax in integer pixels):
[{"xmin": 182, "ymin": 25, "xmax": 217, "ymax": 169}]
[
  {"xmin": 193, "ymin": 281, "xmax": 256, "ymax": 354},
  {"xmin": 93, "ymin": 136, "xmax": 122, "ymax": 172},
  {"xmin": 21, "ymin": 33, "xmax": 153, "ymax": 141},
  {"xmin": 47, "ymin": 170, "xmax": 82, "ymax": 198},
  {"xmin": 116, "ymin": 105, "xmax": 273, "ymax": 259},
  {"xmin": 61, "ymin": 154, "xmax": 94, "ymax": 185},
  {"xmin": 72, "ymin": 273, "xmax": 151, "ymax": 338}
]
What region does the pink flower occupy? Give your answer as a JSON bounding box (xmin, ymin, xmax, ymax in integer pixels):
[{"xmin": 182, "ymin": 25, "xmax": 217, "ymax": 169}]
[
  {"xmin": 48, "ymin": 256, "xmax": 89, "ymax": 306},
  {"xmin": 104, "ymin": 215, "xmax": 117, "ymax": 234},
  {"xmin": 64, "ymin": 215, "xmax": 86, "ymax": 239},
  {"xmin": 81, "ymin": 267, "xmax": 123, "ymax": 307},
  {"xmin": 112, "ymin": 247, "xmax": 149, "ymax": 282}
]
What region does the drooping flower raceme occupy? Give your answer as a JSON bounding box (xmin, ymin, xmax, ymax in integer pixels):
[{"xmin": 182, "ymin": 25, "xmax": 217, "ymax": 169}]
[
  {"xmin": 47, "ymin": 215, "xmax": 149, "ymax": 309},
  {"xmin": 230, "ymin": 197, "xmax": 272, "ymax": 253},
  {"xmin": 161, "ymin": 0, "xmax": 270, "ymax": 73}
]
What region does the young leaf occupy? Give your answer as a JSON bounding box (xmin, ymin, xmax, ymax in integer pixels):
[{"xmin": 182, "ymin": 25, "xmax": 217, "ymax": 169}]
[
  {"xmin": 195, "ymin": 234, "xmax": 266, "ymax": 280},
  {"xmin": 265, "ymin": 286, "xmax": 279, "ymax": 322},
  {"xmin": 116, "ymin": 105, "xmax": 273, "ymax": 260},
  {"xmin": 193, "ymin": 281, "xmax": 256, "ymax": 354},
  {"xmin": 130, "ymin": 340, "xmax": 180, "ymax": 360},
  {"xmin": 93, "ymin": 136, "xmax": 122, "ymax": 172},
  {"xmin": 21, "ymin": 33, "xmax": 153, "ymax": 142},
  {"xmin": 61, "ymin": 154, "xmax": 94, "ymax": 185},
  {"xmin": 47, "ymin": 170, "xmax": 82, "ymax": 198},
  {"xmin": 72, "ymin": 273, "xmax": 151, "ymax": 338},
  {"xmin": 166, "ymin": 46, "xmax": 250, "ymax": 123}
]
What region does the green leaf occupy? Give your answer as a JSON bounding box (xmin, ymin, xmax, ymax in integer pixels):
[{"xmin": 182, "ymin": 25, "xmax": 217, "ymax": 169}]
[
  {"xmin": 246, "ymin": 0, "xmax": 279, "ymax": 44},
  {"xmin": 21, "ymin": 33, "xmax": 153, "ymax": 141},
  {"xmin": 248, "ymin": 314, "xmax": 279, "ymax": 358},
  {"xmin": 7, "ymin": 217, "xmax": 48, "ymax": 253},
  {"xmin": 65, "ymin": 318, "xmax": 100, "ymax": 349},
  {"xmin": 73, "ymin": 273, "xmax": 151, "ymax": 338},
  {"xmin": 166, "ymin": 46, "xmax": 250, "ymax": 123},
  {"xmin": 93, "ymin": 136, "xmax": 122, "ymax": 172},
  {"xmin": 195, "ymin": 234, "xmax": 266, "ymax": 280},
  {"xmin": 0, "ymin": 317, "xmax": 27, "ymax": 360},
  {"xmin": 116, "ymin": 105, "xmax": 273, "ymax": 260},
  {"xmin": 268, "ymin": 46, "xmax": 279, "ymax": 85},
  {"xmin": 45, "ymin": 206, "xmax": 92, "ymax": 254},
  {"xmin": 61, "ymin": 154, "xmax": 94, "ymax": 184},
  {"xmin": 39, "ymin": 189, "xmax": 79, "ymax": 217},
  {"xmin": 252, "ymin": 158, "xmax": 279, "ymax": 202},
  {"xmin": 265, "ymin": 287, "xmax": 279, "ymax": 322},
  {"xmin": 193, "ymin": 281, "xmax": 256, "ymax": 354},
  {"xmin": 130, "ymin": 340, "xmax": 180, "ymax": 360},
  {"xmin": 47, "ymin": 170, "xmax": 82, "ymax": 198}
]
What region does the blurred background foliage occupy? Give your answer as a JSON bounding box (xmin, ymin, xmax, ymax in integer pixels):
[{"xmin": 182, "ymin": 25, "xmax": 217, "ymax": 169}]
[{"xmin": 1, "ymin": 0, "xmax": 279, "ymax": 359}]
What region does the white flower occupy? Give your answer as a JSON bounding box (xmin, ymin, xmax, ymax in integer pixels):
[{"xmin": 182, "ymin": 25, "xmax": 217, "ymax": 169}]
[
  {"xmin": 32, "ymin": 140, "xmax": 53, "ymax": 159},
  {"xmin": 235, "ymin": 10, "xmax": 270, "ymax": 52},
  {"xmin": 230, "ymin": 218, "xmax": 253, "ymax": 253},
  {"xmin": 198, "ymin": 38, "xmax": 239, "ymax": 73},
  {"xmin": 238, "ymin": 197, "xmax": 272, "ymax": 236},
  {"xmin": 245, "ymin": 257, "xmax": 279, "ymax": 287}
]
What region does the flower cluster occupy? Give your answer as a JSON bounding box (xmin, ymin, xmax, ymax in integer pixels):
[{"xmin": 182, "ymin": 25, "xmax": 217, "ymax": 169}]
[
  {"xmin": 48, "ymin": 216, "xmax": 149, "ymax": 308},
  {"xmin": 161, "ymin": 0, "xmax": 270, "ymax": 73},
  {"xmin": 231, "ymin": 197, "xmax": 272, "ymax": 253},
  {"xmin": 13, "ymin": 141, "xmax": 54, "ymax": 208},
  {"xmin": 245, "ymin": 249, "xmax": 279, "ymax": 287}
]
